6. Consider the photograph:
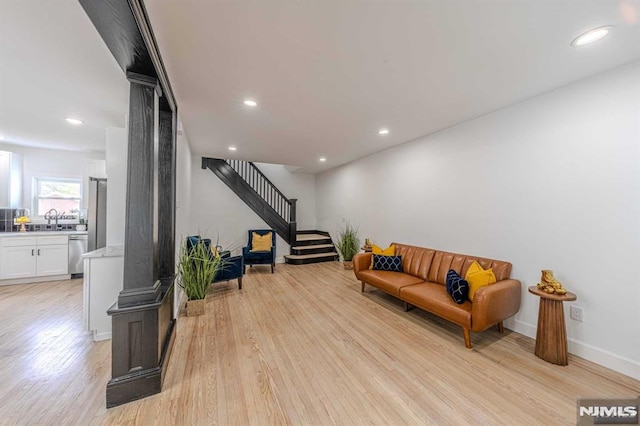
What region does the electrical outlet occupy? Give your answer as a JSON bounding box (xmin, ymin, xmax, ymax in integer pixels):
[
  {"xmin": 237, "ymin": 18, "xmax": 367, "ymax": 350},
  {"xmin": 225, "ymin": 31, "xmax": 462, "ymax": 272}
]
[{"xmin": 570, "ymin": 305, "xmax": 584, "ymax": 322}]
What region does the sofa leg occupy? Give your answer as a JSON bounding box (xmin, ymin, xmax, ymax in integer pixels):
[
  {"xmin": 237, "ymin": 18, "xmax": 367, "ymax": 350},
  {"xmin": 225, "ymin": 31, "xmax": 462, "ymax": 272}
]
[
  {"xmin": 238, "ymin": 277, "xmax": 243, "ymax": 290},
  {"xmin": 404, "ymin": 302, "xmax": 413, "ymax": 312},
  {"xmin": 497, "ymin": 321, "xmax": 504, "ymax": 333},
  {"xmin": 271, "ymin": 263, "xmax": 275, "ymax": 273},
  {"xmin": 360, "ymin": 281, "xmax": 365, "ymax": 292},
  {"xmin": 463, "ymin": 328, "xmax": 472, "ymax": 349}
]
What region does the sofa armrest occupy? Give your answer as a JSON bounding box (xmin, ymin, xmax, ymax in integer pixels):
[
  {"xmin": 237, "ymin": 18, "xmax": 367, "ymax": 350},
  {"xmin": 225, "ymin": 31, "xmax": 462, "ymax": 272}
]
[
  {"xmin": 353, "ymin": 252, "xmax": 372, "ymax": 277},
  {"xmin": 470, "ymin": 279, "xmax": 522, "ymax": 332}
]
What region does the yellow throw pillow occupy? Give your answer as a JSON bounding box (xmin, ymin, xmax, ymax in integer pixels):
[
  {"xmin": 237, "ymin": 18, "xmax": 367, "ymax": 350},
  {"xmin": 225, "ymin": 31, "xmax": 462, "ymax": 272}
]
[
  {"xmin": 466, "ymin": 260, "xmax": 483, "ymax": 277},
  {"xmin": 465, "ymin": 260, "xmax": 497, "ymax": 301},
  {"xmin": 370, "ymin": 244, "xmax": 395, "ymax": 269},
  {"xmin": 372, "ymin": 244, "xmax": 395, "ymax": 256},
  {"xmin": 251, "ymin": 232, "xmax": 272, "ymax": 252}
]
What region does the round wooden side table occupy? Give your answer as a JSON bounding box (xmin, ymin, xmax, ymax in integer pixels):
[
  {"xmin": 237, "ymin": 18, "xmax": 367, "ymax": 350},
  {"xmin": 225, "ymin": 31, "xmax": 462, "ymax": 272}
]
[{"xmin": 528, "ymin": 286, "xmax": 577, "ymax": 366}]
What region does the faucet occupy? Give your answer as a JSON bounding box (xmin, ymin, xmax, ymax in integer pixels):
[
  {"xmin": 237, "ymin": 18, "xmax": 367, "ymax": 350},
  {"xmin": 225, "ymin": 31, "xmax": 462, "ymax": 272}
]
[{"xmin": 44, "ymin": 208, "xmax": 59, "ymax": 226}]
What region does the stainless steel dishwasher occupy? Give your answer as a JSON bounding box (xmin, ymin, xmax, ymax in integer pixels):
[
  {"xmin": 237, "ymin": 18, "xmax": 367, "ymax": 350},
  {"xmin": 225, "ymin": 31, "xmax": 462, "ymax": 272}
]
[{"xmin": 69, "ymin": 234, "xmax": 88, "ymax": 276}]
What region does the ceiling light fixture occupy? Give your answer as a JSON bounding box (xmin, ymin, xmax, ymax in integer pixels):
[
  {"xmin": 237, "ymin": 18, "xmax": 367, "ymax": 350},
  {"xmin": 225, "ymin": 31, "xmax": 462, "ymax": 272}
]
[
  {"xmin": 228, "ymin": 146, "xmax": 237, "ymax": 151},
  {"xmin": 319, "ymin": 157, "xmax": 327, "ymax": 162},
  {"xmin": 243, "ymin": 99, "xmax": 258, "ymax": 107},
  {"xmin": 378, "ymin": 128, "xmax": 390, "ymax": 135},
  {"xmin": 571, "ymin": 26, "xmax": 613, "ymax": 47},
  {"xmin": 65, "ymin": 117, "xmax": 84, "ymax": 125}
]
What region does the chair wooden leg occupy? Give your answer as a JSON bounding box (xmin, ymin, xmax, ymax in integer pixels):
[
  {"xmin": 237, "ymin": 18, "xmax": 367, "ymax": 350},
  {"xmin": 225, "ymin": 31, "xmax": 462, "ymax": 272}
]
[
  {"xmin": 271, "ymin": 263, "xmax": 274, "ymax": 273},
  {"xmin": 238, "ymin": 277, "xmax": 243, "ymax": 290},
  {"xmin": 361, "ymin": 281, "xmax": 365, "ymax": 292},
  {"xmin": 463, "ymin": 328, "xmax": 472, "ymax": 349},
  {"xmin": 497, "ymin": 321, "xmax": 504, "ymax": 333}
]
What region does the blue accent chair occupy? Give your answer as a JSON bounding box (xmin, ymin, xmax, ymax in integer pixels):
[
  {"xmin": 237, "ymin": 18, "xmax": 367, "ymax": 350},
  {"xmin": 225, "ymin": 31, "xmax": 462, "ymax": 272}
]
[
  {"xmin": 186, "ymin": 236, "xmax": 244, "ymax": 289},
  {"xmin": 242, "ymin": 229, "xmax": 276, "ymax": 273}
]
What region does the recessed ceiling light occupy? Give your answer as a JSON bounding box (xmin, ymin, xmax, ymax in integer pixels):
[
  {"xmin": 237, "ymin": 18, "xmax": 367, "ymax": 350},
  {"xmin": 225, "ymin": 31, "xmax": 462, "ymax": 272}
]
[
  {"xmin": 378, "ymin": 128, "xmax": 390, "ymax": 135},
  {"xmin": 319, "ymin": 157, "xmax": 327, "ymax": 162},
  {"xmin": 65, "ymin": 117, "xmax": 83, "ymax": 125},
  {"xmin": 243, "ymin": 99, "xmax": 258, "ymax": 107},
  {"xmin": 228, "ymin": 146, "xmax": 237, "ymax": 151},
  {"xmin": 571, "ymin": 26, "xmax": 613, "ymax": 47}
]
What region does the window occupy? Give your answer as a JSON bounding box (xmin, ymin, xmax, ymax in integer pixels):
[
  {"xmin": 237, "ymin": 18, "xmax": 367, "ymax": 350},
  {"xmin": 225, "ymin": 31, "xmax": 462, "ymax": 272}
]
[{"xmin": 34, "ymin": 177, "xmax": 82, "ymax": 216}]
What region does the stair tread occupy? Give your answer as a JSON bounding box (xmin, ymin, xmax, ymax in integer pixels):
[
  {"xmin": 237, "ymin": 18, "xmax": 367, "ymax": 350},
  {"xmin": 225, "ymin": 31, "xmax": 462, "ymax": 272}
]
[
  {"xmin": 291, "ymin": 244, "xmax": 335, "ymax": 250},
  {"xmin": 296, "ymin": 234, "xmax": 331, "ymax": 241},
  {"xmin": 284, "ymin": 253, "xmax": 338, "ymax": 260}
]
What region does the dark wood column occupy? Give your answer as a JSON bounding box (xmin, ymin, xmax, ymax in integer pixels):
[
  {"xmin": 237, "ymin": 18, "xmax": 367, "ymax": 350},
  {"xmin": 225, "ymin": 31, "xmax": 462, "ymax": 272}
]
[
  {"xmin": 157, "ymin": 109, "xmax": 176, "ymax": 280},
  {"xmin": 105, "ymin": 73, "xmax": 176, "ymax": 408},
  {"xmin": 119, "ymin": 72, "xmax": 160, "ymax": 307},
  {"xmin": 79, "ymin": 0, "xmax": 177, "ymax": 408}
]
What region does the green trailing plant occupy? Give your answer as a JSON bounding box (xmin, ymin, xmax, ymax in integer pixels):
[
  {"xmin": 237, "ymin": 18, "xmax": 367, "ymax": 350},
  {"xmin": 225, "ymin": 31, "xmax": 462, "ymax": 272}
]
[
  {"xmin": 335, "ymin": 222, "xmax": 360, "ymax": 262},
  {"xmin": 177, "ymin": 238, "xmax": 222, "ymax": 301}
]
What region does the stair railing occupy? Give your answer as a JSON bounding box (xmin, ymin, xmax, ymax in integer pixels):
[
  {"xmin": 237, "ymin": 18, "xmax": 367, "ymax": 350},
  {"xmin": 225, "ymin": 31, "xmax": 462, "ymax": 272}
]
[
  {"xmin": 224, "ymin": 159, "xmax": 298, "ymax": 246},
  {"xmin": 225, "ymin": 159, "xmax": 297, "ymax": 224}
]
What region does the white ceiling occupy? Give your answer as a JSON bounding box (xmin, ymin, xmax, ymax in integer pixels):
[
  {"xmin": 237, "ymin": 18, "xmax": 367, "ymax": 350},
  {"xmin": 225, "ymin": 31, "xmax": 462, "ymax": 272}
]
[
  {"xmin": 0, "ymin": 0, "xmax": 128, "ymax": 153},
  {"xmin": 144, "ymin": 0, "xmax": 640, "ymax": 173},
  {"xmin": 1, "ymin": 1, "xmax": 638, "ymax": 173}
]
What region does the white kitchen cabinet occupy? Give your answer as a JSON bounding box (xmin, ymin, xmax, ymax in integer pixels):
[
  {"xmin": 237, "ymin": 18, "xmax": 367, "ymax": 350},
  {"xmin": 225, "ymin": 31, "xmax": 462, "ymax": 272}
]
[
  {"xmin": 0, "ymin": 238, "xmax": 37, "ymax": 279},
  {"xmin": 36, "ymin": 244, "xmax": 69, "ymax": 276},
  {"xmin": 0, "ymin": 235, "xmax": 68, "ymax": 279},
  {"xmin": 83, "ymin": 246, "xmax": 124, "ymax": 341}
]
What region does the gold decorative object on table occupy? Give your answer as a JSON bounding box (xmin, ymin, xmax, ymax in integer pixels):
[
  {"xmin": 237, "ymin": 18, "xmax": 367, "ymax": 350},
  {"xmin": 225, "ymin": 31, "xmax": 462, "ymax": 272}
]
[
  {"xmin": 362, "ymin": 238, "xmax": 372, "ymax": 253},
  {"xmin": 536, "ymin": 269, "xmax": 567, "ymax": 295}
]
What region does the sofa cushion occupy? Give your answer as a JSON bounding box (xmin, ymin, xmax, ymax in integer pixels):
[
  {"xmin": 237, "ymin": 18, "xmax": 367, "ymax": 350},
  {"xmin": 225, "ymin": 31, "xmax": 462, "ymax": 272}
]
[
  {"xmin": 393, "ymin": 243, "xmax": 436, "ymax": 280},
  {"xmin": 446, "ymin": 270, "xmax": 469, "ymax": 304},
  {"xmin": 400, "ymin": 282, "xmax": 472, "ymax": 328},
  {"xmin": 357, "ymin": 270, "xmax": 424, "ymax": 296},
  {"xmin": 427, "ymin": 251, "xmax": 512, "ymax": 285},
  {"xmin": 372, "ymin": 255, "xmax": 403, "ymax": 272}
]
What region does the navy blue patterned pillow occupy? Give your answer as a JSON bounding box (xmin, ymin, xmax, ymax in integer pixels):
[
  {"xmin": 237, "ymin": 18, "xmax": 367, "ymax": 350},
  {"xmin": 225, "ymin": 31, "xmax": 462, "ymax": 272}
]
[
  {"xmin": 446, "ymin": 269, "xmax": 469, "ymax": 304},
  {"xmin": 372, "ymin": 255, "xmax": 403, "ymax": 272}
]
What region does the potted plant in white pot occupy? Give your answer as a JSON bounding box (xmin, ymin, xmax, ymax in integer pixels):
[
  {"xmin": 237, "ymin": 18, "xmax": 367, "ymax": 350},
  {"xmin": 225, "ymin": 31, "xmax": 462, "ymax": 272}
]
[
  {"xmin": 177, "ymin": 238, "xmax": 222, "ymax": 316},
  {"xmin": 335, "ymin": 222, "xmax": 360, "ymax": 270}
]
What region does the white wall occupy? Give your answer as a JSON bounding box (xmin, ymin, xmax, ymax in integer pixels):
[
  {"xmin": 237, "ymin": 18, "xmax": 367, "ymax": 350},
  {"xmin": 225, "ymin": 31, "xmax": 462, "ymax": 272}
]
[
  {"xmin": 174, "ymin": 132, "xmax": 194, "ymax": 315},
  {"xmin": 190, "ymin": 160, "xmax": 317, "ymax": 262},
  {"xmin": 0, "ymin": 142, "xmax": 105, "ymax": 214},
  {"xmin": 105, "ymin": 127, "xmax": 127, "ymax": 246},
  {"xmin": 316, "ymin": 61, "xmax": 640, "ymax": 379}
]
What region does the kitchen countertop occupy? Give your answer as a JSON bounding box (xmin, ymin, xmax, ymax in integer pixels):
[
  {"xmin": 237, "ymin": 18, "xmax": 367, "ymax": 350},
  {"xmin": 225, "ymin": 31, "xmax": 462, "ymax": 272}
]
[
  {"xmin": 0, "ymin": 231, "xmax": 88, "ymax": 237},
  {"xmin": 83, "ymin": 245, "xmax": 124, "ymax": 258}
]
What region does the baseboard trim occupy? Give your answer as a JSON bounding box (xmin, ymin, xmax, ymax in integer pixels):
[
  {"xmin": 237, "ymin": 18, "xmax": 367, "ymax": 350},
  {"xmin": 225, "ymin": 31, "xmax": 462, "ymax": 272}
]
[
  {"xmin": 0, "ymin": 274, "xmax": 71, "ymax": 286},
  {"xmin": 93, "ymin": 331, "xmax": 112, "ymax": 341},
  {"xmin": 511, "ymin": 319, "xmax": 640, "ymax": 380}
]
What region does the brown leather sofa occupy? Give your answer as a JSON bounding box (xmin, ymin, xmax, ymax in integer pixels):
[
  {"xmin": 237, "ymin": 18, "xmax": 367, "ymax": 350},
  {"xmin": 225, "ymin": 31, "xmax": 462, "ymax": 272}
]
[{"xmin": 353, "ymin": 243, "xmax": 521, "ymax": 348}]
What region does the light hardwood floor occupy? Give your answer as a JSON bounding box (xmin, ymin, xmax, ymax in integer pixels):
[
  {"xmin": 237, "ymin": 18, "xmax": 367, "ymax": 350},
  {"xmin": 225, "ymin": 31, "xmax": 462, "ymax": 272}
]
[{"xmin": 0, "ymin": 263, "xmax": 638, "ymax": 425}]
